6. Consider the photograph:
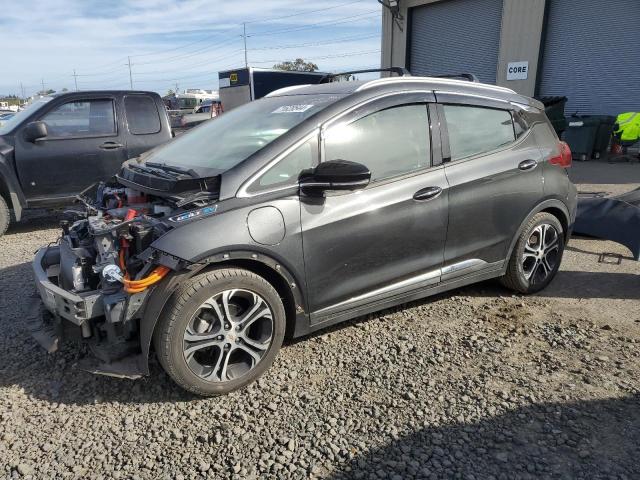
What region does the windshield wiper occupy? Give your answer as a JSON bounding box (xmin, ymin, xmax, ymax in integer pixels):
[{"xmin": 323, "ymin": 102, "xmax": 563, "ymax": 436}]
[
  {"xmin": 175, "ymin": 191, "xmax": 218, "ymax": 208},
  {"xmin": 129, "ymin": 164, "xmax": 176, "ymax": 180},
  {"xmin": 145, "ymin": 162, "xmax": 199, "ymax": 178}
]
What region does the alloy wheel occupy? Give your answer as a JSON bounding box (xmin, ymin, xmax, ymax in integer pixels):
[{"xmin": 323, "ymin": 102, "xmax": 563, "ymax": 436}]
[
  {"xmin": 182, "ymin": 289, "xmax": 274, "ymax": 383},
  {"xmin": 522, "ymin": 223, "xmax": 561, "ymax": 285}
]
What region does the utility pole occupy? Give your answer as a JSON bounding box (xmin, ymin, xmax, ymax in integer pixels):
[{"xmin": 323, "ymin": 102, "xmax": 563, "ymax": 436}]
[
  {"xmin": 175, "ymin": 81, "xmax": 179, "ymax": 94},
  {"xmin": 127, "ymin": 56, "xmax": 133, "ymax": 89},
  {"xmin": 242, "ymin": 23, "xmax": 248, "ymax": 68},
  {"xmin": 73, "ymin": 69, "xmax": 79, "ymax": 91},
  {"xmin": 41, "ymin": 78, "xmax": 45, "ymax": 93},
  {"xmin": 20, "ymin": 82, "xmax": 25, "ymax": 101}
]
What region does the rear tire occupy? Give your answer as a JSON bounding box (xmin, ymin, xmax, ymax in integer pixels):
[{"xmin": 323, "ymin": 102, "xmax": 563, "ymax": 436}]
[
  {"xmin": 154, "ymin": 268, "xmax": 286, "ymax": 396},
  {"xmin": 500, "ymin": 212, "xmax": 565, "ymax": 294},
  {"xmin": 0, "ymin": 195, "xmax": 10, "ymax": 237}
]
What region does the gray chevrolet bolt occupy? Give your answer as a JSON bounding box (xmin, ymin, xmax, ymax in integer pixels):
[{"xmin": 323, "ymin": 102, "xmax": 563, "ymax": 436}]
[{"xmin": 31, "ymin": 71, "xmax": 577, "ymax": 395}]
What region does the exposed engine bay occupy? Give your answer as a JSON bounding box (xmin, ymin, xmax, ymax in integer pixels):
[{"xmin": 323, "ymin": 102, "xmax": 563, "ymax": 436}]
[{"xmin": 31, "ymin": 164, "xmax": 221, "ymax": 370}]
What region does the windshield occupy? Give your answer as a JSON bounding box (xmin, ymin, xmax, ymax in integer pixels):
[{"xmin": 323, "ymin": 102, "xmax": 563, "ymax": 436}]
[
  {"xmin": 142, "ymin": 94, "xmax": 342, "ymax": 173},
  {"xmin": 0, "ymin": 97, "xmax": 53, "ymax": 135}
]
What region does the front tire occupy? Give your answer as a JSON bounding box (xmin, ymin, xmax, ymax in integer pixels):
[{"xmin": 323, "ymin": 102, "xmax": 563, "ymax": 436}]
[
  {"xmin": 0, "ymin": 195, "xmax": 10, "ymax": 237},
  {"xmin": 154, "ymin": 268, "xmax": 286, "ymax": 396},
  {"xmin": 500, "ymin": 212, "xmax": 565, "ymax": 294}
]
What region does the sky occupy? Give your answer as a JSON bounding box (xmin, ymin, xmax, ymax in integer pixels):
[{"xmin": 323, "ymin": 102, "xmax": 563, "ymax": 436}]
[{"xmin": 0, "ymin": 0, "xmax": 382, "ymax": 97}]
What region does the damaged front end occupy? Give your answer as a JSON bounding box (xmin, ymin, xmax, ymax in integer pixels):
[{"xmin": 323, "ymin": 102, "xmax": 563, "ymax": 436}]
[{"xmin": 31, "ymin": 164, "xmax": 220, "ymax": 377}]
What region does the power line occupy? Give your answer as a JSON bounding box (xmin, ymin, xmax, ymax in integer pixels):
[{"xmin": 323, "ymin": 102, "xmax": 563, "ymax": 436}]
[
  {"xmin": 251, "ymin": 33, "xmax": 379, "ymax": 51},
  {"xmin": 244, "ymin": 0, "xmax": 369, "ymax": 24},
  {"xmin": 252, "ymin": 49, "xmax": 381, "ymax": 64},
  {"xmin": 248, "ymin": 11, "xmax": 379, "ymax": 37}
]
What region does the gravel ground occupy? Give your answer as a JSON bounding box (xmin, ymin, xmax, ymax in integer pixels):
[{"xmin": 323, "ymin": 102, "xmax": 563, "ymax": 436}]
[{"xmin": 1, "ymin": 162, "xmax": 639, "ymax": 479}]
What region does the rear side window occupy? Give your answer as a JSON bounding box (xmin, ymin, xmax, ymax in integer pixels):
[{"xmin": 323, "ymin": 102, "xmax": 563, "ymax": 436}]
[
  {"xmin": 41, "ymin": 99, "xmax": 115, "ymax": 137},
  {"xmin": 125, "ymin": 95, "xmax": 161, "ymax": 135},
  {"xmin": 443, "ymin": 105, "xmax": 515, "ymax": 160},
  {"xmin": 324, "ymin": 104, "xmax": 431, "ymax": 182}
]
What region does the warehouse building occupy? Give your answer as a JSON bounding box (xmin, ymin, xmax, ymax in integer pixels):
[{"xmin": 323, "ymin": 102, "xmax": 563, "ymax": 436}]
[{"xmin": 381, "ymin": 0, "xmax": 640, "ymax": 116}]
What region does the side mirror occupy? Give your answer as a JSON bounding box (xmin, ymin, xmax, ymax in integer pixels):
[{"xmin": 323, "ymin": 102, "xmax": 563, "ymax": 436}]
[
  {"xmin": 299, "ymin": 159, "xmax": 371, "ymax": 194},
  {"xmin": 24, "ymin": 121, "xmax": 48, "ymax": 143}
]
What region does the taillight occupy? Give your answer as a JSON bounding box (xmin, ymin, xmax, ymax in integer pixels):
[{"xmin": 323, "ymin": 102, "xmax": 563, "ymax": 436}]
[{"xmin": 549, "ymin": 141, "xmax": 572, "ymax": 168}]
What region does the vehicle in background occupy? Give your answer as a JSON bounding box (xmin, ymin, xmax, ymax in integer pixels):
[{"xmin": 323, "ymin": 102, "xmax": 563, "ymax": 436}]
[
  {"xmin": 163, "ymin": 89, "xmax": 219, "ymax": 114},
  {"xmin": 218, "ymin": 67, "xmax": 326, "ymax": 111},
  {"xmin": 0, "ymin": 112, "xmax": 15, "ymax": 127},
  {"xmin": 30, "ymin": 70, "xmax": 577, "ymax": 396},
  {"xmin": 170, "ymin": 99, "xmax": 223, "ymax": 133},
  {"xmin": 0, "ymin": 90, "xmax": 173, "ymax": 236}
]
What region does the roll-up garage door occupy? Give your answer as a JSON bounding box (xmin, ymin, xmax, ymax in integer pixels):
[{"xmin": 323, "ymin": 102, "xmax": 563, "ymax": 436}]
[
  {"xmin": 408, "ymin": 0, "xmax": 503, "ymax": 84},
  {"xmin": 538, "ymin": 0, "xmax": 640, "ymax": 115}
]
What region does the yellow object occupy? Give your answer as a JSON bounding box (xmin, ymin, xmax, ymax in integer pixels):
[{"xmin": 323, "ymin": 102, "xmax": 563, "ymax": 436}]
[{"xmin": 615, "ymin": 112, "xmax": 640, "ymax": 143}]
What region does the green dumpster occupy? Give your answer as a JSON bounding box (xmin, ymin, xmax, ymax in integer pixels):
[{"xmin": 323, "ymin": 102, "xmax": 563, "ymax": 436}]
[{"xmin": 563, "ymin": 115, "xmax": 616, "ymax": 161}]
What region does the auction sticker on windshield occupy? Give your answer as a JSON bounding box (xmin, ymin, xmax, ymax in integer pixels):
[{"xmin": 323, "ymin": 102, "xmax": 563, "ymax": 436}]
[{"xmin": 272, "ymin": 105, "xmax": 315, "ymax": 114}]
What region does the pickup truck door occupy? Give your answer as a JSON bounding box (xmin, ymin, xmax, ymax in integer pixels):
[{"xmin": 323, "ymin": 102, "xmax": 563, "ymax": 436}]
[{"xmin": 13, "ymin": 96, "xmax": 127, "ymax": 201}]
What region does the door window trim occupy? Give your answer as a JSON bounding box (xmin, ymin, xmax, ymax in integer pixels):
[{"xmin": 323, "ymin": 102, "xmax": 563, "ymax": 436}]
[{"xmin": 35, "ymin": 97, "xmax": 118, "ymax": 141}]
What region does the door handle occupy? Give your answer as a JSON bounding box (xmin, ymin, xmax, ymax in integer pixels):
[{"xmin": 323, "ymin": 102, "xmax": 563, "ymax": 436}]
[
  {"xmin": 99, "ymin": 142, "xmax": 124, "ymax": 150},
  {"xmin": 413, "ymin": 186, "xmax": 443, "ymax": 201},
  {"xmin": 518, "ymin": 159, "xmax": 538, "ymax": 171}
]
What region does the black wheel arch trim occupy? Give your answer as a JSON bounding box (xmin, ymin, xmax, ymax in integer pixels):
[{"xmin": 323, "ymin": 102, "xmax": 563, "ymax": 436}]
[
  {"xmin": 0, "ymin": 155, "xmax": 26, "ymax": 221},
  {"xmin": 504, "ymin": 198, "xmax": 571, "ymax": 272},
  {"xmin": 138, "ymin": 249, "xmax": 306, "ymax": 375}
]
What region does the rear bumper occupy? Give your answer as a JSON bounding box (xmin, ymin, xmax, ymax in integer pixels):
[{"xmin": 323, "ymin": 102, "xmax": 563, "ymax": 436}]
[{"xmin": 33, "ymin": 246, "xmax": 104, "ymax": 325}]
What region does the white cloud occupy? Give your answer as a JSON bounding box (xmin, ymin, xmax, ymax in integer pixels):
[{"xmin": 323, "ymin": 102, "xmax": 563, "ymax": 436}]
[{"xmin": 0, "ymin": 0, "xmax": 381, "ymax": 95}]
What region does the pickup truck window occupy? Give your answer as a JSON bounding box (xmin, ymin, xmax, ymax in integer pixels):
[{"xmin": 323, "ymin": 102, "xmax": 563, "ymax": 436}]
[
  {"xmin": 125, "ymin": 95, "xmax": 161, "ymax": 135},
  {"xmin": 0, "ymin": 96, "xmax": 53, "ymax": 135},
  {"xmin": 41, "ymin": 99, "xmax": 115, "ymax": 138}
]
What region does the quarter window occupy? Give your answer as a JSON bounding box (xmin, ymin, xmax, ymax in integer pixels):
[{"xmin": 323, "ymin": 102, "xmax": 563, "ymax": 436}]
[
  {"xmin": 41, "ymin": 99, "xmax": 115, "ymax": 137},
  {"xmin": 249, "ymin": 137, "xmax": 317, "ymax": 193},
  {"xmin": 443, "ymin": 105, "xmax": 515, "ymax": 160},
  {"xmin": 125, "ymin": 95, "xmax": 161, "ymax": 135},
  {"xmin": 324, "ymin": 104, "xmax": 431, "ymax": 182}
]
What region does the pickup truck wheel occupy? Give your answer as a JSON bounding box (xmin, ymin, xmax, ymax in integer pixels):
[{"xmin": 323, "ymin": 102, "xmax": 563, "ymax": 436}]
[
  {"xmin": 153, "ymin": 268, "xmax": 286, "ymax": 396},
  {"xmin": 0, "ymin": 195, "xmax": 10, "ymax": 237},
  {"xmin": 501, "ymin": 212, "xmax": 565, "ymax": 294}
]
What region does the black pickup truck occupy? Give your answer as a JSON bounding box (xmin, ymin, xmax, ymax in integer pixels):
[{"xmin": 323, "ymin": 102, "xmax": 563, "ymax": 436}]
[{"xmin": 0, "ymin": 91, "xmax": 172, "ymax": 235}]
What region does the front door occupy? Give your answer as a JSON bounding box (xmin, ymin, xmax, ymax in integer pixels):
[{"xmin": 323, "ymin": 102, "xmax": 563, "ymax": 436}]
[
  {"xmin": 14, "ymin": 96, "xmax": 127, "ymax": 201},
  {"xmin": 301, "ymin": 94, "xmax": 449, "ymax": 321}
]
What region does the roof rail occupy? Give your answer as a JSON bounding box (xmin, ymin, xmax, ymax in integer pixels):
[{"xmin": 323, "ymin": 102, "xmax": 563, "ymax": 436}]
[
  {"xmin": 319, "ymin": 67, "xmax": 411, "ymax": 83},
  {"xmin": 433, "ymin": 73, "xmax": 480, "ymax": 83}
]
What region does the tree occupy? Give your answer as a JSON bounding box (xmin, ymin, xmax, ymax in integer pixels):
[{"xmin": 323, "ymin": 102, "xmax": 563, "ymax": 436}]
[
  {"xmin": 273, "ymin": 58, "xmax": 319, "ymax": 72},
  {"xmin": 166, "ymin": 89, "xmax": 175, "ymax": 96},
  {"xmin": 61, "ymin": 88, "xmax": 69, "ymax": 92}
]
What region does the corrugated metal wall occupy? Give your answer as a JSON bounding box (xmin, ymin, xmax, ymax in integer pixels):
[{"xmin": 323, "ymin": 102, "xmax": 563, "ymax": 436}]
[
  {"xmin": 408, "ymin": 0, "xmax": 504, "ymax": 84},
  {"xmin": 538, "ymin": 0, "xmax": 640, "ymax": 115}
]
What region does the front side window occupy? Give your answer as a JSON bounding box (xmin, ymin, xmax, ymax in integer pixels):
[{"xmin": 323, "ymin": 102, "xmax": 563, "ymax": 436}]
[
  {"xmin": 125, "ymin": 95, "xmax": 161, "ymax": 135},
  {"xmin": 248, "ymin": 137, "xmax": 317, "ymax": 193},
  {"xmin": 323, "ymin": 104, "xmax": 431, "ymax": 183},
  {"xmin": 443, "ymin": 105, "xmax": 515, "ymax": 160},
  {"xmin": 41, "ymin": 99, "xmax": 115, "ymax": 138}
]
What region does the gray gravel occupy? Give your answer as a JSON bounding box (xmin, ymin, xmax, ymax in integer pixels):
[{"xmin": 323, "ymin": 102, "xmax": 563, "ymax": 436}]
[{"xmin": 1, "ymin": 206, "xmax": 639, "ymax": 479}]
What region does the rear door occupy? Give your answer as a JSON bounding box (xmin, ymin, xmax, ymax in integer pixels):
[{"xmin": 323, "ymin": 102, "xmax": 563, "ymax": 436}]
[
  {"xmin": 300, "ymin": 92, "xmax": 449, "ymax": 321},
  {"xmin": 14, "ymin": 95, "xmax": 127, "ymax": 200},
  {"xmin": 438, "ymin": 93, "xmax": 544, "ymax": 276}
]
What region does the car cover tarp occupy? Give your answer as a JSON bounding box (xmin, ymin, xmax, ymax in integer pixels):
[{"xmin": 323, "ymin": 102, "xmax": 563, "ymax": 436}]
[{"xmin": 573, "ymin": 187, "xmax": 640, "ymax": 260}]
